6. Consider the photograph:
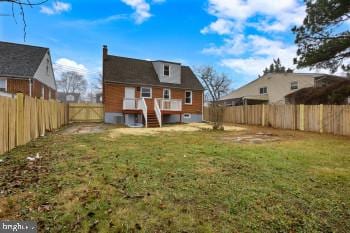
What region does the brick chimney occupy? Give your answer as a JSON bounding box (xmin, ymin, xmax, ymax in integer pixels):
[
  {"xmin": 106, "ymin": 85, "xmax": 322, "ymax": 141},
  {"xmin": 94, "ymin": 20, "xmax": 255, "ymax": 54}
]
[{"xmin": 103, "ymin": 45, "xmax": 108, "ymax": 60}]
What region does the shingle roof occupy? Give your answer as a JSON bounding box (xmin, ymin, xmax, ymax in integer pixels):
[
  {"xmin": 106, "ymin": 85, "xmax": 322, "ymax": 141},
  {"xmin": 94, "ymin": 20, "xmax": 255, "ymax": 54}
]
[
  {"xmin": 0, "ymin": 41, "xmax": 48, "ymax": 78},
  {"xmin": 103, "ymin": 55, "xmax": 204, "ymax": 90}
]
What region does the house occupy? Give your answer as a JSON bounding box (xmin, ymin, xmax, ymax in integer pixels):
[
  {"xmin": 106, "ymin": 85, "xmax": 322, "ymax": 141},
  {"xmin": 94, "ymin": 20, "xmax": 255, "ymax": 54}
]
[
  {"xmin": 285, "ymin": 78, "xmax": 350, "ymax": 105},
  {"xmin": 0, "ymin": 41, "xmax": 57, "ymax": 99},
  {"xmin": 221, "ymin": 73, "xmax": 345, "ymax": 106},
  {"xmin": 57, "ymin": 92, "xmax": 81, "ymax": 103},
  {"xmin": 102, "ymin": 45, "xmax": 204, "ymax": 127}
]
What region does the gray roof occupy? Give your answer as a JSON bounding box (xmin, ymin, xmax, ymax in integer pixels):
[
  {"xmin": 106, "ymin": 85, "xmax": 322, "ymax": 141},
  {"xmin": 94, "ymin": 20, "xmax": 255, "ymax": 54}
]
[
  {"xmin": 103, "ymin": 55, "xmax": 204, "ymax": 90},
  {"xmin": 0, "ymin": 41, "xmax": 48, "ymax": 78}
]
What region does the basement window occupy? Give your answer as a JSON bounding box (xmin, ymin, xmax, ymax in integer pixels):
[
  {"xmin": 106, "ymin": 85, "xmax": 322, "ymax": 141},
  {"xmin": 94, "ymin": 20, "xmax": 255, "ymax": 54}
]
[
  {"xmin": 164, "ymin": 65, "xmax": 170, "ymax": 76},
  {"xmin": 184, "ymin": 113, "xmax": 191, "ymax": 119},
  {"xmin": 291, "ymin": 81, "xmax": 298, "ymax": 90},
  {"xmin": 0, "ymin": 79, "xmax": 6, "ymax": 92}
]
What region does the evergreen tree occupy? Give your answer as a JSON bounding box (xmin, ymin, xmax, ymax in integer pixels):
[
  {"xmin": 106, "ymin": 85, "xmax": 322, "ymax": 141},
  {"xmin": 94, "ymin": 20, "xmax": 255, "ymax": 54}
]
[
  {"xmin": 292, "ymin": 0, "xmax": 350, "ymax": 72},
  {"xmin": 262, "ymin": 58, "xmax": 293, "ymax": 75}
]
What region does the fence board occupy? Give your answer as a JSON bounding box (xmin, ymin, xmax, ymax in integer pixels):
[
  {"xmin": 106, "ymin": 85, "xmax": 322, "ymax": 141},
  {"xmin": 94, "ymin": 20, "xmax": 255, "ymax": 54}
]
[
  {"xmin": 204, "ymin": 104, "xmax": 350, "ymax": 136},
  {"xmin": 0, "ymin": 94, "xmax": 68, "ymax": 155}
]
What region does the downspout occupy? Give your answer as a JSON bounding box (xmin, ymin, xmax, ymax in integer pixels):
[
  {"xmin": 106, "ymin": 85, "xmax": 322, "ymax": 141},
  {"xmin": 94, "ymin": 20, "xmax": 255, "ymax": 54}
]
[{"xmin": 29, "ymin": 78, "xmax": 32, "ymax": 97}]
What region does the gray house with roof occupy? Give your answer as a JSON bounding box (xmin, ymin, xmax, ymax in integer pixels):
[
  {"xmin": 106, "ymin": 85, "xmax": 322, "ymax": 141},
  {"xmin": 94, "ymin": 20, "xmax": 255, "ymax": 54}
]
[
  {"xmin": 0, "ymin": 41, "xmax": 57, "ymax": 99},
  {"xmin": 221, "ymin": 72, "xmax": 345, "ymax": 106}
]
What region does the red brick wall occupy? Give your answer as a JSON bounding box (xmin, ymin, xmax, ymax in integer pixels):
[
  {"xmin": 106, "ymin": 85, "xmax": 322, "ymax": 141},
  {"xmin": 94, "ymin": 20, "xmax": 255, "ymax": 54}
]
[{"xmin": 104, "ymin": 82, "xmax": 203, "ymax": 114}]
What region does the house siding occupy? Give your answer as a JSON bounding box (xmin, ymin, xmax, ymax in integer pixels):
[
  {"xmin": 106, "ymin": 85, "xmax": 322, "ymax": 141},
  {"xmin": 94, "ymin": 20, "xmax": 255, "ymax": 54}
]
[
  {"xmin": 7, "ymin": 79, "xmax": 30, "ymax": 96},
  {"xmin": 104, "ymin": 83, "xmax": 203, "ymax": 115},
  {"xmin": 5, "ymin": 78, "xmax": 55, "ymax": 100}
]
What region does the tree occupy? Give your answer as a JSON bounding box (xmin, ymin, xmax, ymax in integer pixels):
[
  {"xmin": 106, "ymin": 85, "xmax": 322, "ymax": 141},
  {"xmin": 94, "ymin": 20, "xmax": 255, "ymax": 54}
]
[
  {"xmin": 57, "ymin": 71, "xmax": 87, "ymax": 94},
  {"xmin": 0, "ymin": 0, "xmax": 48, "ymax": 40},
  {"xmin": 292, "ymin": 0, "xmax": 350, "ymax": 73},
  {"xmin": 196, "ymin": 66, "xmax": 231, "ymax": 130},
  {"xmin": 261, "ymin": 58, "xmax": 294, "ymax": 76}
]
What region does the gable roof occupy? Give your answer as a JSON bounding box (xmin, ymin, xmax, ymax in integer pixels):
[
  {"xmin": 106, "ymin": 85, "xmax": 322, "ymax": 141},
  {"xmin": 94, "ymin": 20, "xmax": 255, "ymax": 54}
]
[
  {"xmin": 103, "ymin": 55, "xmax": 204, "ymax": 90},
  {"xmin": 0, "ymin": 41, "xmax": 48, "ymax": 78}
]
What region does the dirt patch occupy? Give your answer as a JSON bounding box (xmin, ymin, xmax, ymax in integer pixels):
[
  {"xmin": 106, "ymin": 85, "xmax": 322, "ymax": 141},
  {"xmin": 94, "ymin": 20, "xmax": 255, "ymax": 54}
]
[
  {"xmin": 60, "ymin": 123, "xmax": 109, "ymax": 135},
  {"xmin": 108, "ymin": 123, "xmax": 246, "ymax": 138},
  {"xmin": 223, "ymin": 132, "xmax": 281, "ymax": 144}
]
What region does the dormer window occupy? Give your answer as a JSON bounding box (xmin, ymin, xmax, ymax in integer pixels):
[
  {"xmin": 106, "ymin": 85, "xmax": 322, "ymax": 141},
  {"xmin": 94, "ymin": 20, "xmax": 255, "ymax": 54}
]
[{"xmin": 164, "ymin": 65, "xmax": 170, "ymax": 76}]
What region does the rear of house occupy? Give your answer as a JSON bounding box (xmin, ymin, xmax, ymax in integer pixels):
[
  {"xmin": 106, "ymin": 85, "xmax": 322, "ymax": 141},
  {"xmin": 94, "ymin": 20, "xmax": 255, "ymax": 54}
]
[
  {"xmin": 221, "ymin": 73, "xmax": 345, "ymax": 106},
  {"xmin": 0, "ymin": 41, "xmax": 57, "ymax": 99},
  {"xmin": 102, "ymin": 46, "xmax": 204, "ymax": 127}
]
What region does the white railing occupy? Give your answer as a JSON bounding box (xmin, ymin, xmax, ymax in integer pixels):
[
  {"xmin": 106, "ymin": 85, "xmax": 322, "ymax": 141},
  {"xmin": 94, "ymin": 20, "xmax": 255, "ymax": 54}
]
[
  {"xmin": 157, "ymin": 99, "xmax": 182, "ymax": 111},
  {"xmin": 154, "ymin": 98, "xmax": 162, "ymax": 127},
  {"xmin": 123, "ymin": 98, "xmax": 141, "ymax": 110},
  {"xmin": 140, "ymin": 98, "xmax": 148, "ymax": 128}
]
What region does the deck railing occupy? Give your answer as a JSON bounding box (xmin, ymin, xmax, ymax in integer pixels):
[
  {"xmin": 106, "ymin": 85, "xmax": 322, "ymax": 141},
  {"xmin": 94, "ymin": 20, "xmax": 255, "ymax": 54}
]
[
  {"xmin": 157, "ymin": 99, "xmax": 182, "ymax": 111},
  {"xmin": 154, "ymin": 98, "xmax": 162, "ymax": 127},
  {"xmin": 140, "ymin": 98, "xmax": 148, "ymax": 128},
  {"xmin": 123, "ymin": 98, "xmax": 141, "ymax": 110}
]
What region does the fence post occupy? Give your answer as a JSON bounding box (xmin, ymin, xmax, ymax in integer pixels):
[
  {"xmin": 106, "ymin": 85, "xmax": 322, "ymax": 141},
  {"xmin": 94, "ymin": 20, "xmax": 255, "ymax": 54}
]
[
  {"xmin": 320, "ymin": 104, "xmax": 324, "ymax": 133},
  {"xmin": 16, "ymin": 93, "xmax": 24, "ymax": 146},
  {"xmin": 300, "ymin": 104, "xmax": 304, "ymax": 131},
  {"xmin": 262, "ymin": 104, "xmax": 265, "ymax": 126}
]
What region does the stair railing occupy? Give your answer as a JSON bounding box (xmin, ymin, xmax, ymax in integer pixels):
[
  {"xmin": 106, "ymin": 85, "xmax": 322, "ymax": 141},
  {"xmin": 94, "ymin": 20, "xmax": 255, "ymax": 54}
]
[
  {"xmin": 154, "ymin": 98, "xmax": 162, "ymax": 127},
  {"xmin": 140, "ymin": 98, "xmax": 148, "ymax": 128}
]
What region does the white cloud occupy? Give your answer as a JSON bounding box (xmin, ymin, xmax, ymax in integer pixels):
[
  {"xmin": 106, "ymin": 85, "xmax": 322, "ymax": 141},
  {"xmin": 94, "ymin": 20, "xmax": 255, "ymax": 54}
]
[
  {"xmin": 201, "ymin": 18, "xmax": 238, "ymax": 35},
  {"xmin": 202, "ymin": 0, "xmax": 306, "ymax": 34},
  {"xmin": 121, "ymin": 0, "xmax": 152, "ymax": 24},
  {"xmin": 202, "ymin": 34, "xmax": 246, "ymax": 55},
  {"xmin": 219, "ymin": 35, "xmax": 297, "ymax": 76},
  {"xmin": 54, "ymin": 58, "xmax": 88, "ymax": 78},
  {"xmin": 40, "ymin": 1, "xmax": 71, "ymax": 15}
]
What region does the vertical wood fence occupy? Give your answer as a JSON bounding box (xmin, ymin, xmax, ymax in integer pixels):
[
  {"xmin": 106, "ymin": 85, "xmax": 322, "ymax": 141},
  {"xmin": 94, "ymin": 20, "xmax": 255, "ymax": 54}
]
[
  {"xmin": 204, "ymin": 105, "xmax": 350, "ymax": 136},
  {"xmin": 0, "ymin": 93, "xmax": 68, "ymax": 155},
  {"xmin": 68, "ymin": 103, "xmax": 104, "ymax": 122}
]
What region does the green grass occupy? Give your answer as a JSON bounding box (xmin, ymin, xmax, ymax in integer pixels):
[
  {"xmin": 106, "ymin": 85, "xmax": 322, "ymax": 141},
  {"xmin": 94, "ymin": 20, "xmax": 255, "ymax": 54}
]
[{"xmin": 0, "ymin": 125, "xmax": 349, "ymax": 232}]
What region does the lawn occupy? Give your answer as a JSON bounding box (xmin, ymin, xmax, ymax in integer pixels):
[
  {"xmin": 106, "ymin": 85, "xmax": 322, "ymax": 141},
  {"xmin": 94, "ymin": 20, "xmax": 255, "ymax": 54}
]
[{"xmin": 0, "ymin": 124, "xmax": 349, "ymax": 233}]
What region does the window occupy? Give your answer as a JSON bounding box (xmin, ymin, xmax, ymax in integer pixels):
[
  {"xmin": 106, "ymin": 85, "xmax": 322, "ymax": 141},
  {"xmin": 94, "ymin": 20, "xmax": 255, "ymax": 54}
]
[
  {"xmin": 185, "ymin": 90, "xmax": 192, "ymax": 104},
  {"xmin": 184, "ymin": 113, "xmax": 191, "ymax": 119},
  {"xmin": 164, "ymin": 65, "xmax": 170, "ymax": 76},
  {"xmin": 291, "ymin": 81, "xmax": 298, "ymax": 90},
  {"xmin": 163, "ymin": 88, "xmax": 171, "ymax": 99},
  {"xmin": 141, "ymin": 87, "xmax": 152, "ymax": 98},
  {"xmin": 41, "ymin": 86, "xmax": 45, "ymax": 98},
  {"xmin": 259, "ymin": 87, "xmax": 267, "ymax": 95},
  {"xmin": 0, "ymin": 79, "xmax": 6, "ymax": 92}
]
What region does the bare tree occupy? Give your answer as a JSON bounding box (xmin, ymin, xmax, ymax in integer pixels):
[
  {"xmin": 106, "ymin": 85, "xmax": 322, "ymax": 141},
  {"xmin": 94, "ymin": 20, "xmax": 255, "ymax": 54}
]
[
  {"xmin": 196, "ymin": 66, "xmax": 231, "ymax": 130},
  {"xmin": 57, "ymin": 71, "xmax": 87, "ymax": 95},
  {"xmin": 0, "ymin": 0, "xmax": 49, "ymax": 40}
]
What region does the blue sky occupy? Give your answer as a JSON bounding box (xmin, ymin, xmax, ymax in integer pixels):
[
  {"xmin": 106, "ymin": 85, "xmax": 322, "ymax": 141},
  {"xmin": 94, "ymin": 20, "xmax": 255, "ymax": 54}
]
[{"xmin": 1, "ymin": 0, "xmax": 310, "ymax": 90}]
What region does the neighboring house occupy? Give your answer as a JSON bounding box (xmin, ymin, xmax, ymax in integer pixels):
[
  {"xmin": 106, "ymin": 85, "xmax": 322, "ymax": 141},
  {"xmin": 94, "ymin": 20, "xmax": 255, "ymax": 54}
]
[
  {"xmin": 221, "ymin": 73, "xmax": 345, "ymax": 105},
  {"xmin": 57, "ymin": 92, "xmax": 81, "ymax": 103},
  {"xmin": 285, "ymin": 79, "xmax": 350, "ymax": 105},
  {"xmin": 102, "ymin": 45, "xmax": 204, "ymax": 127},
  {"xmin": 0, "ymin": 41, "xmax": 57, "ymax": 99}
]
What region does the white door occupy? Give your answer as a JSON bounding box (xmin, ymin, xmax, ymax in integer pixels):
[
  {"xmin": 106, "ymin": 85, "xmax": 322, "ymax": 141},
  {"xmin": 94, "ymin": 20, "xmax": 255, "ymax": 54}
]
[
  {"xmin": 125, "ymin": 87, "xmax": 135, "ymax": 99},
  {"xmin": 124, "ymin": 87, "xmax": 136, "ymax": 109}
]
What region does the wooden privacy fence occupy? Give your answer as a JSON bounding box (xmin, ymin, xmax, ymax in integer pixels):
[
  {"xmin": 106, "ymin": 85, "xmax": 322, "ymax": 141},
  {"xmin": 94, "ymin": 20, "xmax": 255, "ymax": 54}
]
[
  {"xmin": 204, "ymin": 105, "xmax": 350, "ymax": 136},
  {"xmin": 0, "ymin": 93, "xmax": 68, "ymax": 155},
  {"xmin": 68, "ymin": 103, "xmax": 104, "ymax": 122}
]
